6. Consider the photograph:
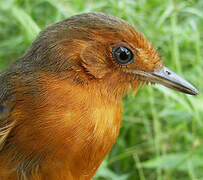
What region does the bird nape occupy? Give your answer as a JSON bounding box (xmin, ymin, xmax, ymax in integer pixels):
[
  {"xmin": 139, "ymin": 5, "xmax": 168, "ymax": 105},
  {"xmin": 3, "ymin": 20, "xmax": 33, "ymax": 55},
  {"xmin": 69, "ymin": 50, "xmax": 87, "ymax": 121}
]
[{"xmin": 0, "ymin": 12, "xmax": 198, "ymax": 180}]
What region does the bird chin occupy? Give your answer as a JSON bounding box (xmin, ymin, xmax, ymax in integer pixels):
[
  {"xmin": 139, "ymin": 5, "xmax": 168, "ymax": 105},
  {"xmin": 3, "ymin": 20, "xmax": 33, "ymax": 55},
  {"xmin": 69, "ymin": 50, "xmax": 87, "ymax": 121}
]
[{"xmin": 129, "ymin": 79, "xmax": 146, "ymax": 95}]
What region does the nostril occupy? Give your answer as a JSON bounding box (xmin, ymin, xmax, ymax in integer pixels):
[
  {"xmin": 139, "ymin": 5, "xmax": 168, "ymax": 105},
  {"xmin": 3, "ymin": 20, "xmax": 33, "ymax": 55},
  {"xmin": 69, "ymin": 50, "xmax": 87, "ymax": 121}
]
[{"xmin": 165, "ymin": 70, "xmax": 171, "ymax": 75}]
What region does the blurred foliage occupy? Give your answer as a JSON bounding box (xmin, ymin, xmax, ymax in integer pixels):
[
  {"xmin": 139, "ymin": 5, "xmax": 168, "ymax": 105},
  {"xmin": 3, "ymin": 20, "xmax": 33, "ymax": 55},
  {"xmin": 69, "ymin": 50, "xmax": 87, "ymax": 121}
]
[{"xmin": 0, "ymin": 0, "xmax": 203, "ymax": 179}]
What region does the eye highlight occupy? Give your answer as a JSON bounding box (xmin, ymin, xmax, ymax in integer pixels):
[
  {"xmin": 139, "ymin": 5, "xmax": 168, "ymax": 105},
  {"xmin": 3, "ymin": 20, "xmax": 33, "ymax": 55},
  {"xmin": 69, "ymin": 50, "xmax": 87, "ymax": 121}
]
[{"xmin": 112, "ymin": 46, "xmax": 134, "ymax": 65}]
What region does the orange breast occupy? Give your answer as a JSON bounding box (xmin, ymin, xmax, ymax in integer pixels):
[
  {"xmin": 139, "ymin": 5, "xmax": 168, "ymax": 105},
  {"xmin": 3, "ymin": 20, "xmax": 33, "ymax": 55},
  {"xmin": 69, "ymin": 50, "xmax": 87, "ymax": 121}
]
[{"xmin": 1, "ymin": 72, "xmax": 123, "ymax": 180}]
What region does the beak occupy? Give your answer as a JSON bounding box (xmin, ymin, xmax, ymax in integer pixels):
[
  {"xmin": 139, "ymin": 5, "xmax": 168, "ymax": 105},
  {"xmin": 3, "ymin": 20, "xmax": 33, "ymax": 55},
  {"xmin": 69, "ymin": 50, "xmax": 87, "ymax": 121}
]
[{"xmin": 135, "ymin": 66, "xmax": 199, "ymax": 95}]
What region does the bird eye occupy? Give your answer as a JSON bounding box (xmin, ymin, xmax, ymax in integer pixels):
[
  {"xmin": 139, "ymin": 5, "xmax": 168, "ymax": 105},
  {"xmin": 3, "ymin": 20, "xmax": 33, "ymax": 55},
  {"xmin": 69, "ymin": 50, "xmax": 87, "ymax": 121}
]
[{"xmin": 112, "ymin": 46, "xmax": 134, "ymax": 65}]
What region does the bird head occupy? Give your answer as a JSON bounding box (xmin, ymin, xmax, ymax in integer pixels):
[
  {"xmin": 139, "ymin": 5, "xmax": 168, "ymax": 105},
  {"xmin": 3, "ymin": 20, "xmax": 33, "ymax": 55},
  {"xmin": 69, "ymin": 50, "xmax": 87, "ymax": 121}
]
[
  {"xmin": 27, "ymin": 12, "xmax": 198, "ymax": 99},
  {"xmin": 2, "ymin": 13, "xmax": 198, "ymax": 179}
]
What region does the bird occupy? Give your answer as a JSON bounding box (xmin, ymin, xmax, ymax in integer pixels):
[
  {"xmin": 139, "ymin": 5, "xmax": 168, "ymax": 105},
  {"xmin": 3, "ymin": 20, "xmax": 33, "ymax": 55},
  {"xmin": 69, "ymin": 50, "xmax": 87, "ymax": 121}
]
[{"xmin": 0, "ymin": 12, "xmax": 198, "ymax": 180}]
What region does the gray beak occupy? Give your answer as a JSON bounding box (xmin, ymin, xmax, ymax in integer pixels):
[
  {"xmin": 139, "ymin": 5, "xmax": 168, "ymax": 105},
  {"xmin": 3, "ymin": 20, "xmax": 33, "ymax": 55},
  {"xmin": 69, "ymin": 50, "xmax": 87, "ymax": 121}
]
[{"xmin": 146, "ymin": 67, "xmax": 199, "ymax": 95}]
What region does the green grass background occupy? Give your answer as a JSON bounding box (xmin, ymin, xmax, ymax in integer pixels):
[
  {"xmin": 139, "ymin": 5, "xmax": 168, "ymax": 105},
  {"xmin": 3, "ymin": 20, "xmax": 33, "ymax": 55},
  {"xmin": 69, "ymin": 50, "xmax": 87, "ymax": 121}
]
[{"xmin": 0, "ymin": 0, "xmax": 203, "ymax": 179}]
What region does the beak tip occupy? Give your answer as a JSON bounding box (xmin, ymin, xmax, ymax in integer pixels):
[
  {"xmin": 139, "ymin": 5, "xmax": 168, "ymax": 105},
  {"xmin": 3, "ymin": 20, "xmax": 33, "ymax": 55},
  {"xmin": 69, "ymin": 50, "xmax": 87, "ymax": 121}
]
[
  {"xmin": 183, "ymin": 82, "xmax": 199, "ymax": 96},
  {"xmin": 192, "ymin": 89, "xmax": 199, "ymax": 96}
]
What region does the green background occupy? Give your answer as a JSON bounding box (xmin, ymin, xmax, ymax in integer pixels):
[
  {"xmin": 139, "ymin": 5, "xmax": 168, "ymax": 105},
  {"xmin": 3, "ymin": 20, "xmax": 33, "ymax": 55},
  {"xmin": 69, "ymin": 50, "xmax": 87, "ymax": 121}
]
[{"xmin": 0, "ymin": 0, "xmax": 203, "ymax": 179}]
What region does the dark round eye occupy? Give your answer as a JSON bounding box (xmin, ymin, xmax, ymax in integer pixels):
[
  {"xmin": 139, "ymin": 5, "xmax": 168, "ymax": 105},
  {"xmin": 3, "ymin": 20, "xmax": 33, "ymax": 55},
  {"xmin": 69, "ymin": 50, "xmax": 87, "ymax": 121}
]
[{"xmin": 112, "ymin": 46, "xmax": 134, "ymax": 65}]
